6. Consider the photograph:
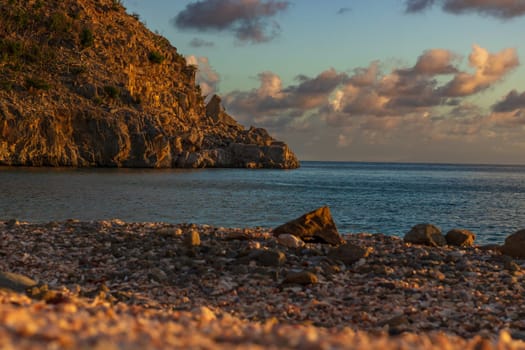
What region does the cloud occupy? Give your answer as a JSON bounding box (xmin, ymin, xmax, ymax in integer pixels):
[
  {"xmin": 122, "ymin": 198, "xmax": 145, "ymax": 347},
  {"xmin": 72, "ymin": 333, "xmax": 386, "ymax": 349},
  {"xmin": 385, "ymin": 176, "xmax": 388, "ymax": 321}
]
[
  {"xmin": 408, "ymin": 49, "xmax": 459, "ymax": 76},
  {"xmin": 492, "ymin": 90, "xmax": 525, "ymax": 112},
  {"xmin": 405, "ymin": 0, "xmax": 525, "ymax": 19},
  {"xmin": 173, "ymin": 0, "xmax": 290, "ymax": 44},
  {"xmin": 337, "ymin": 7, "xmax": 352, "ymax": 15},
  {"xmin": 223, "ymin": 69, "xmax": 348, "ymax": 127},
  {"xmin": 186, "ymin": 56, "xmax": 220, "ymax": 97},
  {"xmin": 223, "ymin": 45, "xmax": 519, "ymax": 152},
  {"xmin": 405, "ymin": 0, "xmax": 436, "ymax": 13},
  {"xmin": 188, "ymin": 38, "xmax": 215, "ymax": 47},
  {"xmin": 440, "ymin": 45, "xmax": 519, "ymax": 97}
]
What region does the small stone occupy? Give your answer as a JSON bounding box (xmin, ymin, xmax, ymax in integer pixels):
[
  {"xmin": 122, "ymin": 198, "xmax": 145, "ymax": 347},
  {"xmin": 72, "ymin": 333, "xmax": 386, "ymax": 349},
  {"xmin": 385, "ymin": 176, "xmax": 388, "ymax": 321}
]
[
  {"xmin": 158, "ymin": 227, "xmax": 182, "ymax": 237},
  {"xmin": 377, "ymin": 314, "xmax": 409, "ymax": 328},
  {"xmin": 184, "ymin": 230, "xmax": 201, "ymax": 247},
  {"xmin": 38, "ymin": 290, "xmax": 70, "ymax": 304},
  {"xmin": 510, "ymin": 330, "xmax": 525, "ymax": 341},
  {"xmin": 257, "ymin": 249, "xmax": 286, "ymax": 266},
  {"xmin": 404, "ymin": 224, "xmax": 446, "ymax": 247},
  {"xmin": 195, "ymin": 306, "xmax": 216, "ymax": 322},
  {"xmin": 224, "ymin": 231, "xmax": 250, "ymax": 240},
  {"xmin": 329, "ymin": 243, "xmax": 372, "ymax": 265},
  {"xmin": 241, "ymin": 248, "xmax": 286, "ymax": 266},
  {"xmin": 0, "ymin": 271, "xmax": 38, "ymax": 293},
  {"xmin": 45, "ymin": 221, "xmax": 60, "ymax": 229},
  {"xmin": 431, "ymin": 269, "xmax": 446, "ymax": 281},
  {"xmin": 277, "ymin": 234, "xmax": 305, "ymax": 249},
  {"xmin": 283, "ymin": 270, "xmax": 318, "ymax": 285},
  {"xmin": 479, "ymin": 244, "xmax": 501, "ymax": 252},
  {"xmin": 5, "ymin": 219, "xmax": 19, "ymax": 228},
  {"xmin": 148, "ymin": 268, "xmax": 168, "ymax": 282},
  {"xmin": 504, "ymin": 260, "xmax": 521, "ymax": 273},
  {"xmin": 445, "ymin": 229, "xmax": 476, "ymax": 247},
  {"xmin": 501, "ymin": 229, "xmax": 525, "ymax": 258}
]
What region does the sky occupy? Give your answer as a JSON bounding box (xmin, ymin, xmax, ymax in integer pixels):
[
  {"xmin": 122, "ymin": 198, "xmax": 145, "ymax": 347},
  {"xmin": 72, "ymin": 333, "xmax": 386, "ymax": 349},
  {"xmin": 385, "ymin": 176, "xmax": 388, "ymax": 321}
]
[{"xmin": 121, "ymin": 0, "xmax": 525, "ymax": 165}]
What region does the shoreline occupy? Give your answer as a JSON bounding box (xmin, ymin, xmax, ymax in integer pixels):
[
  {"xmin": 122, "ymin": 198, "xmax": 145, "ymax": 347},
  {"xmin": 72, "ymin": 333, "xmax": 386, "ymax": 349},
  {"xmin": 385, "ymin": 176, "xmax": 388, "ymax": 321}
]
[{"xmin": 1, "ymin": 219, "xmax": 524, "ymax": 349}]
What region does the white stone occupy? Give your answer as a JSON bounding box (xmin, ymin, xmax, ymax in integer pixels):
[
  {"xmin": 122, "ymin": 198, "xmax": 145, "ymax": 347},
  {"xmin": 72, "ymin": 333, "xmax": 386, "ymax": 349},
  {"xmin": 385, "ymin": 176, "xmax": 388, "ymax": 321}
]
[{"xmin": 277, "ymin": 234, "xmax": 305, "ymax": 249}]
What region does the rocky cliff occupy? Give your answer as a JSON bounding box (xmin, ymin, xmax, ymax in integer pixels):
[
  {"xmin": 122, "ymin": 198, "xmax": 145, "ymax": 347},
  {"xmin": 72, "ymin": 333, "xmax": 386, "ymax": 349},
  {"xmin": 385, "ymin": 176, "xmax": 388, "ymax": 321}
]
[{"xmin": 0, "ymin": 0, "xmax": 299, "ymax": 169}]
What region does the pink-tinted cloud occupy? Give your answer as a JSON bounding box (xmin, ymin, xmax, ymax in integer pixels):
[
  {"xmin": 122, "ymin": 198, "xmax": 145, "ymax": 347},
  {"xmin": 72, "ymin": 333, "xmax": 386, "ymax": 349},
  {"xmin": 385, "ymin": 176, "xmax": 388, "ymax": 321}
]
[
  {"xmin": 226, "ymin": 45, "xmax": 518, "ymax": 124},
  {"xmin": 223, "ymin": 45, "xmax": 520, "ymax": 156},
  {"xmin": 440, "ymin": 45, "xmax": 519, "ymax": 97},
  {"xmin": 224, "ymin": 69, "xmax": 347, "ymax": 127},
  {"xmin": 411, "ymin": 49, "xmax": 460, "ymax": 75},
  {"xmin": 173, "ymin": 0, "xmax": 290, "ymax": 43},
  {"xmin": 186, "ymin": 56, "xmax": 220, "ymax": 97},
  {"xmin": 405, "ymin": 0, "xmax": 525, "ymax": 19}
]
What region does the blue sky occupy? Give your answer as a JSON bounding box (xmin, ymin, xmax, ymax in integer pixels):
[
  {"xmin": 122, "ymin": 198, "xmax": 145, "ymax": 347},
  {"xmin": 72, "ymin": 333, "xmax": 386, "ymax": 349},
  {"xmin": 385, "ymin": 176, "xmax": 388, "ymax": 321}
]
[{"xmin": 121, "ymin": 0, "xmax": 525, "ymax": 164}]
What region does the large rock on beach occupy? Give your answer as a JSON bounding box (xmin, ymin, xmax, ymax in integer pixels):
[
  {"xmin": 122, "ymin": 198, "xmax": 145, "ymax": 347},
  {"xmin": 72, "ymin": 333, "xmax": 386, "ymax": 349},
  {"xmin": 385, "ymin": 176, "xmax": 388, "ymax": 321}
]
[
  {"xmin": 404, "ymin": 224, "xmax": 446, "ymax": 247},
  {"xmin": 273, "ymin": 206, "xmax": 345, "ymax": 245},
  {"xmin": 445, "ymin": 229, "xmax": 476, "ymax": 247},
  {"xmin": 501, "ymin": 229, "xmax": 525, "ymax": 258}
]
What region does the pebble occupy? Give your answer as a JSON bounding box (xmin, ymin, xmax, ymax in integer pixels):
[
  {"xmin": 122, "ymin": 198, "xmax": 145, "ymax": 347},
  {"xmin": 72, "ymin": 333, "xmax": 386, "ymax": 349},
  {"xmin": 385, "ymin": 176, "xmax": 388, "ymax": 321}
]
[
  {"xmin": 329, "ymin": 243, "xmax": 372, "ymax": 265},
  {"xmin": 184, "ymin": 230, "xmax": 201, "ymax": 247},
  {"xmin": 1, "ymin": 220, "xmax": 525, "ymax": 346},
  {"xmin": 0, "ymin": 271, "xmax": 38, "ymax": 293},
  {"xmin": 242, "ymin": 248, "xmax": 286, "ymax": 266},
  {"xmin": 277, "ymin": 234, "xmax": 305, "ymax": 249},
  {"xmin": 282, "ymin": 270, "xmax": 318, "ymax": 285}
]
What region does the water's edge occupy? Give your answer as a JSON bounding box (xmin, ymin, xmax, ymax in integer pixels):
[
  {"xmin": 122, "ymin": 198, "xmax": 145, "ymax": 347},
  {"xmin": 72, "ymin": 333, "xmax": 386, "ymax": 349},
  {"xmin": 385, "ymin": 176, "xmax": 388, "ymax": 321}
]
[{"xmin": 2, "ymin": 161, "xmax": 525, "ymax": 244}]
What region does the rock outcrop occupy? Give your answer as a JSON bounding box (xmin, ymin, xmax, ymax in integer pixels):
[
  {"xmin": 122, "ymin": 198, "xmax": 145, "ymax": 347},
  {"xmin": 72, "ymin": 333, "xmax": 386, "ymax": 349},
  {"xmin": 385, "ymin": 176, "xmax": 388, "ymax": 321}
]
[{"xmin": 0, "ymin": 0, "xmax": 299, "ymax": 169}]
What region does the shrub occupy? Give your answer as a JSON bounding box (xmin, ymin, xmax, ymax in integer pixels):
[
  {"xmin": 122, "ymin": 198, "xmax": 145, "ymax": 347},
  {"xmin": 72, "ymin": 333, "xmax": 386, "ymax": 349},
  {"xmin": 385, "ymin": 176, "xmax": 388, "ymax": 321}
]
[
  {"xmin": 0, "ymin": 81, "xmax": 13, "ymax": 91},
  {"xmin": 0, "ymin": 39, "xmax": 23, "ymax": 60},
  {"xmin": 70, "ymin": 65, "xmax": 87, "ymax": 75},
  {"xmin": 25, "ymin": 77, "xmax": 50, "ymax": 91},
  {"xmin": 49, "ymin": 12, "xmax": 71, "ymax": 33},
  {"xmin": 148, "ymin": 51, "xmax": 165, "ymax": 64},
  {"xmin": 112, "ymin": 0, "xmax": 122, "ymax": 10},
  {"xmin": 33, "ymin": 0, "xmax": 43, "ymax": 9},
  {"xmin": 11, "ymin": 8, "xmax": 32, "ymax": 29},
  {"xmin": 103, "ymin": 85, "xmax": 120, "ymax": 99},
  {"xmin": 80, "ymin": 28, "xmax": 94, "ymax": 48}
]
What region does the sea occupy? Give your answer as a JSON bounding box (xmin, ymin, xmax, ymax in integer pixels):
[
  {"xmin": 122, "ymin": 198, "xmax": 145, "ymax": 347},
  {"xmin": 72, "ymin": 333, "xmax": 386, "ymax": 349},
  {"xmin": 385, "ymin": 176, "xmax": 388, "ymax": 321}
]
[{"xmin": 2, "ymin": 161, "xmax": 525, "ymax": 244}]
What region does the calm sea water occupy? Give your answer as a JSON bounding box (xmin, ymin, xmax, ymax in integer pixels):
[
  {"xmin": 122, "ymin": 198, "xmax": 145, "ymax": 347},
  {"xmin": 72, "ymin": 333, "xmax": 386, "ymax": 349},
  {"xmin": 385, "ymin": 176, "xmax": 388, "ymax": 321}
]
[{"xmin": 2, "ymin": 161, "xmax": 525, "ymax": 244}]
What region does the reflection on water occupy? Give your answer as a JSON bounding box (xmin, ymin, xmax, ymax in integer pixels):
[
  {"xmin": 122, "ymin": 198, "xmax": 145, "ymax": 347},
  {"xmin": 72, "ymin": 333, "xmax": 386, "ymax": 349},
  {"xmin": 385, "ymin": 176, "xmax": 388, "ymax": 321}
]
[{"xmin": 2, "ymin": 162, "xmax": 525, "ymax": 244}]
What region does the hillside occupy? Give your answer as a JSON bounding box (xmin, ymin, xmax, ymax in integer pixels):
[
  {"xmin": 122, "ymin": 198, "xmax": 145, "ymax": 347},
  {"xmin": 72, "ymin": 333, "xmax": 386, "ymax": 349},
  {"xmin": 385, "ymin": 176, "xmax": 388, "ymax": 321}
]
[{"xmin": 0, "ymin": 0, "xmax": 299, "ymax": 168}]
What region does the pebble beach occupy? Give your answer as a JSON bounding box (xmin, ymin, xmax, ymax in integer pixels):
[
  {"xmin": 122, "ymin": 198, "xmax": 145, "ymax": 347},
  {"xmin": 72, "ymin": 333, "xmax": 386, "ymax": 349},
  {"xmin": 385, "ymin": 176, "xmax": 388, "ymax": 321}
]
[{"xmin": 1, "ymin": 219, "xmax": 525, "ymax": 349}]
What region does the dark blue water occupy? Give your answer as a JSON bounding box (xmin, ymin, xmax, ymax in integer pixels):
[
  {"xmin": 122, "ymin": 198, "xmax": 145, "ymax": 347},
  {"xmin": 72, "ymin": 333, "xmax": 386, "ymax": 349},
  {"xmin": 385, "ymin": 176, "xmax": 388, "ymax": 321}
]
[{"xmin": 2, "ymin": 161, "xmax": 525, "ymax": 244}]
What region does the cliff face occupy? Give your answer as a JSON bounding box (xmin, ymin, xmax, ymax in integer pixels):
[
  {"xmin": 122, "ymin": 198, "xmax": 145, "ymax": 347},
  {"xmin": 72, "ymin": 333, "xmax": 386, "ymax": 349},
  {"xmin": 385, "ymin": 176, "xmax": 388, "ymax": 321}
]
[{"xmin": 0, "ymin": 0, "xmax": 299, "ymax": 169}]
